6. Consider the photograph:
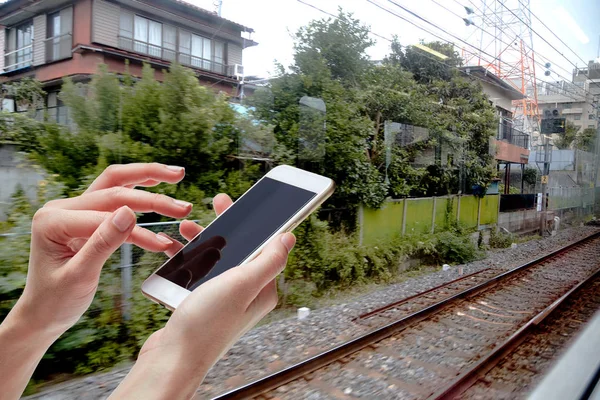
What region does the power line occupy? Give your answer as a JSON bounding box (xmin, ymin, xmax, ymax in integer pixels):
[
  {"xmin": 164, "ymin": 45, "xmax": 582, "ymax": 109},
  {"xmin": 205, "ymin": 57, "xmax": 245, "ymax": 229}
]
[
  {"xmin": 497, "ymin": 0, "xmax": 594, "ymax": 83},
  {"xmin": 295, "ymin": 0, "xmax": 533, "ymax": 96},
  {"xmin": 387, "ymin": 0, "xmax": 594, "ymax": 105},
  {"xmin": 366, "ymin": 0, "xmax": 589, "ymax": 104},
  {"xmin": 462, "ymin": 0, "xmax": 582, "ymax": 90},
  {"xmin": 295, "ymin": 0, "xmax": 589, "ymax": 107},
  {"xmin": 516, "ymin": 0, "xmax": 589, "ymax": 69},
  {"xmin": 296, "ymin": 0, "xmax": 393, "ymax": 43},
  {"xmin": 451, "ymin": 0, "xmax": 588, "ymax": 97}
]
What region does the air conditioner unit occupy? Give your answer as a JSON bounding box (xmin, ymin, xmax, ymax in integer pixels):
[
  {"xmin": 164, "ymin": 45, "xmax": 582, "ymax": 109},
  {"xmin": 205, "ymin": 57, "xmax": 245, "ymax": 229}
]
[{"xmin": 228, "ymin": 64, "xmax": 244, "ymax": 80}]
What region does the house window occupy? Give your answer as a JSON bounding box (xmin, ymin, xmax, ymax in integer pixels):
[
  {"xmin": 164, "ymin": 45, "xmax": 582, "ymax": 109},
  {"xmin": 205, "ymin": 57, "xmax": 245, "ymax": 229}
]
[
  {"xmin": 589, "ymin": 114, "xmax": 595, "ymax": 120},
  {"xmin": 133, "ymin": 15, "xmax": 162, "ymax": 58},
  {"xmin": 119, "ymin": 13, "xmax": 162, "ymax": 58},
  {"xmin": 179, "ymin": 30, "xmax": 226, "ymax": 73},
  {"xmin": 46, "ymin": 7, "xmax": 73, "ymax": 62},
  {"xmin": 574, "ymin": 114, "xmax": 581, "ymax": 120},
  {"xmin": 589, "ymin": 125, "xmax": 595, "ymax": 129},
  {"xmin": 47, "ymin": 92, "xmax": 69, "ymax": 125},
  {"xmin": 117, "ymin": 12, "xmax": 227, "ymax": 74},
  {"xmin": 163, "ymin": 25, "xmax": 176, "ymax": 61},
  {"xmin": 5, "ymin": 21, "xmax": 33, "ymax": 71}
]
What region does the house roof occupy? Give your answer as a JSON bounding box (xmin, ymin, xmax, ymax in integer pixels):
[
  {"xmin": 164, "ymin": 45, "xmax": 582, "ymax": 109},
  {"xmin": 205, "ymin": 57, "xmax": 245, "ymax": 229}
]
[
  {"xmin": 459, "ymin": 65, "xmax": 525, "ymax": 101},
  {"xmin": 0, "ymin": 0, "xmax": 254, "ymax": 34}
]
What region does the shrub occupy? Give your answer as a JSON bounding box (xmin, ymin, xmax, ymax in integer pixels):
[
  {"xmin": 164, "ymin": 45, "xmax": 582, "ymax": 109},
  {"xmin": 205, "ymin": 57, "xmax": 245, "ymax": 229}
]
[
  {"xmin": 489, "ymin": 228, "xmax": 514, "ymax": 248},
  {"xmin": 433, "ymin": 231, "xmax": 480, "ymax": 264}
]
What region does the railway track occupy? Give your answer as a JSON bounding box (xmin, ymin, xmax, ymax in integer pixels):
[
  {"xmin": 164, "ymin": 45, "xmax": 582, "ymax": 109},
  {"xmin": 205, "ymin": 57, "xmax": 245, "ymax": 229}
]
[
  {"xmin": 213, "ymin": 231, "xmax": 600, "ymax": 400},
  {"xmin": 435, "ymin": 265, "xmax": 600, "ymax": 400}
]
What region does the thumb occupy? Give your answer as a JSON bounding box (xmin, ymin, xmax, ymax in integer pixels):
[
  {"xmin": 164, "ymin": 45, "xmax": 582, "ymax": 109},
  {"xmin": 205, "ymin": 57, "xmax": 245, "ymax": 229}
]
[
  {"xmin": 232, "ymin": 232, "xmax": 296, "ymax": 300},
  {"xmin": 70, "ymin": 206, "xmax": 136, "ymax": 281}
]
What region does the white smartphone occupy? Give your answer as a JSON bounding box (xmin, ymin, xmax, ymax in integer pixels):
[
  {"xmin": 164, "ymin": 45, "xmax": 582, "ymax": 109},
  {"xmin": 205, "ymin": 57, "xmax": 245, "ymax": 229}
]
[{"xmin": 141, "ymin": 165, "xmax": 335, "ymax": 310}]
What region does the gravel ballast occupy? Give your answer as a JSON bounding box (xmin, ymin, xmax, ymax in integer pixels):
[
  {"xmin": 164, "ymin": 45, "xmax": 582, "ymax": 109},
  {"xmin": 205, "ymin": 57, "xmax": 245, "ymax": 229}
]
[{"xmin": 23, "ymin": 226, "xmax": 598, "ymax": 399}]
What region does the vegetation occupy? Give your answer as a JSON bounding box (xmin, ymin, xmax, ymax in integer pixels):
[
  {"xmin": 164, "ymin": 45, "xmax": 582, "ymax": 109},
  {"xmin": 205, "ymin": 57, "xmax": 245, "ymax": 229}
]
[
  {"xmin": 489, "ymin": 228, "xmax": 514, "ymax": 248},
  {"xmin": 554, "ymin": 121, "xmax": 580, "ymax": 149},
  {"xmin": 0, "ymin": 9, "xmax": 500, "ymax": 385}
]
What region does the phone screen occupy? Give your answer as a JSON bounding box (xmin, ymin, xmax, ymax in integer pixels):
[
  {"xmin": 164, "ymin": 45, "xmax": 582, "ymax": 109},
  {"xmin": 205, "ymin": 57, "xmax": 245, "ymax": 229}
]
[{"xmin": 156, "ymin": 177, "xmax": 317, "ymax": 291}]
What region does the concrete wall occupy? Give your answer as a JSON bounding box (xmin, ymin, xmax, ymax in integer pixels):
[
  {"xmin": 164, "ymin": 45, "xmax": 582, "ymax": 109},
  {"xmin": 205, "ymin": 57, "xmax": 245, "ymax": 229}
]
[
  {"xmin": 480, "ymin": 81, "xmax": 514, "ymax": 112},
  {"xmin": 0, "ymin": 145, "xmax": 44, "ymax": 220},
  {"xmin": 498, "ymin": 209, "xmax": 540, "ymax": 234}
]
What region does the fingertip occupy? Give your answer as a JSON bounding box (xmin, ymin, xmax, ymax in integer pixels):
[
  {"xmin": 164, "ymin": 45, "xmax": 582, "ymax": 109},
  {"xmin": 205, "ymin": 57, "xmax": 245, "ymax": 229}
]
[
  {"xmin": 156, "ymin": 232, "xmax": 174, "ymax": 246},
  {"xmin": 281, "ymin": 232, "xmax": 296, "ymax": 252},
  {"xmin": 180, "ymin": 219, "xmax": 204, "ymax": 241},
  {"xmin": 213, "ymin": 193, "xmax": 233, "ymax": 214},
  {"xmin": 112, "ymin": 206, "xmax": 136, "ymax": 233}
]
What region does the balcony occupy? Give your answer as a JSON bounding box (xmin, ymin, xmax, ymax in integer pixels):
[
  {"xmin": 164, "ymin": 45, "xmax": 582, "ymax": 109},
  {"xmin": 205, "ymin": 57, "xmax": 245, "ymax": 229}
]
[
  {"xmin": 4, "ymin": 45, "xmax": 32, "ymax": 72},
  {"xmin": 118, "ymin": 36, "xmax": 228, "ymax": 76},
  {"xmin": 498, "ymin": 121, "xmax": 529, "ymax": 149},
  {"xmin": 45, "ymin": 33, "xmax": 73, "ymax": 63}
]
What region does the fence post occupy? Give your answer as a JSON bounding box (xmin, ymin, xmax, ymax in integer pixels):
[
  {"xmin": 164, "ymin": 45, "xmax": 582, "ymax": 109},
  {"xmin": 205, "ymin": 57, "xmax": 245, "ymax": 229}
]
[
  {"xmin": 477, "ymin": 196, "xmax": 482, "ymax": 230},
  {"xmin": 456, "ymin": 195, "xmax": 461, "ymax": 224},
  {"xmin": 431, "ymin": 197, "xmax": 436, "ymax": 234},
  {"xmin": 358, "ymin": 204, "xmax": 364, "ymax": 246},
  {"xmin": 120, "ymin": 243, "xmax": 132, "ymax": 321},
  {"xmin": 402, "ymin": 199, "xmax": 408, "ymax": 235}
]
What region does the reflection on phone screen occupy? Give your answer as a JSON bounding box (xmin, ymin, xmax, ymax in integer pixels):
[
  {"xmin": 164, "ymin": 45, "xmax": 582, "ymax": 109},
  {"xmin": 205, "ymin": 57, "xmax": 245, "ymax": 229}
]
[{"xmin": 157, "ymin": 177, "xmax": 316, "ymax": 291}]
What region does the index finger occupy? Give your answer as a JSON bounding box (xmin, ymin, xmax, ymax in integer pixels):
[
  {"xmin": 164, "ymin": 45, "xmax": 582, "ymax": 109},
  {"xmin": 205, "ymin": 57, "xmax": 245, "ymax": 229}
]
[{"xmin": 86, "ymin": 163, "xmax": 186, "ymax": 193}]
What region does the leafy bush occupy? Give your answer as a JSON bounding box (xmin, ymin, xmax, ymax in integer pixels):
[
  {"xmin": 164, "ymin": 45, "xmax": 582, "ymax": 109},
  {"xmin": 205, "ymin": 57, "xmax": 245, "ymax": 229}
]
[
  {"xmin": 489, "ymin": 228, "xmax": 514, "ymax": 248},
  {"xmin": 433, "ymin": 231, "xmax": 480, "ymax": 264}
]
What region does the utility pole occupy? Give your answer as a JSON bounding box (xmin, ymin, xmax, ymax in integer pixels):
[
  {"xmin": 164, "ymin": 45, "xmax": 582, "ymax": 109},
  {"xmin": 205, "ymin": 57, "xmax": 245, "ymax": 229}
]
[
  {"xmin": 593, "ymin": 95, "xmax": 600, "ymax": 214},
  {"xmin": 120, "ymin": 243, "xmax": 132, "ymax": 321},
  {"xmin": 537, "ymin": 136, "xmax": 551, "ymax": 235}
]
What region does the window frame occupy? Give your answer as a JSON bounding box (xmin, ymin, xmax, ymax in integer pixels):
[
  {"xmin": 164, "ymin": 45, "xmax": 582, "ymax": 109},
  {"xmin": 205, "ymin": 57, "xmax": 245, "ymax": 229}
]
[
  {"xmin": 5, "ymin": 20, "xmax": 34, "ymax": 71},
  {"xmin": 117, "ymin": 9, "xmax": 229, "ymax": 74},
  {"xmin": 45, "ymin": 6, "xmax": 73, "ymax": 63}
]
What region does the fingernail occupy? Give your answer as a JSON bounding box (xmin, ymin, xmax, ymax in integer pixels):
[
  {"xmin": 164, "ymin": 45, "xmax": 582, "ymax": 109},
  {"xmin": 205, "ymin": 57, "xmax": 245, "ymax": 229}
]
[
  {"xmin": 173, "ymin": 199, "xmax": 192, "ymax": 208},
  {"xmin": 281, "ymin": 233, "xmax": 296, "ymax": 252},
  {"xmin": 156, "ymin": 233, "xmax": 173, "ymax": 245},
  {"xmin": 112, "ymin": 207, "xmax": 135, "ymax": 232},
  {"xmin": 166, "ymin": 165, "xmax": 184, "ymax": 172}
]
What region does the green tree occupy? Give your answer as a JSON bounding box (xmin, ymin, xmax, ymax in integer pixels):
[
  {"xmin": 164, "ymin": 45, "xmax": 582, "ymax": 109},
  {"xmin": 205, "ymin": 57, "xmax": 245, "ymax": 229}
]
[
  {"xmin": 554, "ymin": 121, "xmax": 579, "ymax": 149},
  {"xmin": 389, "ymin": 40, "xmax": 463, "ymax": 84},
  {"xmin": 293, "ymin": 9, "xmax": 374, "ymax": 86},
  {"xmin": 575, "ymin": 127, "xmax": 596, "ymax": 152}
]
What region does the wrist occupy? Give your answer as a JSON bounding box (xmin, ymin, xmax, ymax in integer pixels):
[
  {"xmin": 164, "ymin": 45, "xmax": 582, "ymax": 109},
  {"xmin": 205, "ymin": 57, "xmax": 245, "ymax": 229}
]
[
  {"xmin": 6, "ymin": 296, "xmax": 66, "ymax": 343},
  {"xmin": 111, "ymin": 345, "xmax": 208, "ymax": 399}
]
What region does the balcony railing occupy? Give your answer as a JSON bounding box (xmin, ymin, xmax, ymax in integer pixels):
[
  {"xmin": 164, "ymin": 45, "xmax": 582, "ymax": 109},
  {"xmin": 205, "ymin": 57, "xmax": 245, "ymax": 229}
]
[
  {"xmin": 118, "ymin": 36, "xmax": 227, "ymax": 76},
  {"xmin": 498, "ymin": 121, "xmax": 529, "ymax": 149},
  {"xmin": 4, "ymin": 45, "xmax": 33, "ymax": 72},
  {"xmin": 45, "ymin": 33, "xmax": 73, "ymax": 63}
]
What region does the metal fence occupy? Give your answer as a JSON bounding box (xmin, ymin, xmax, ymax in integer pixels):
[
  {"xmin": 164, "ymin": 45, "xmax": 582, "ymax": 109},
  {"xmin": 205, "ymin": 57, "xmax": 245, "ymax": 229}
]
[{"xmin": 547, "ymin": 187, "xmax": 595, "ymax": 211}]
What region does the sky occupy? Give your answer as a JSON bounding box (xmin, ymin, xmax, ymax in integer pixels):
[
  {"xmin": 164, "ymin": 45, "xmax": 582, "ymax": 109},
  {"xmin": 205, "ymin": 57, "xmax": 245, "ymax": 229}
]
[{"xmin": 186, "ymin": 0, "xmax": 600, "ymax": 85}]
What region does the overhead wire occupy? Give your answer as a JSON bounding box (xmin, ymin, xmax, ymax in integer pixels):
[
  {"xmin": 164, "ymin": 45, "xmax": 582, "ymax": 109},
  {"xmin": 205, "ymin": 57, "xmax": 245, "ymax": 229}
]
[
  {"xmin": 460, "ymin": 0, "xmax": 586, "ymax": 93},
  {"xmin": 516, "ymin": 0, "xmax": 588, "ymax": 69},
  {"xmin": 424, "ymin": 0, "xmax": 591, "ymax": 101},
  {"xmin": 366, "ymin": 0, "xmax": 590, "ymax": 105},
  {"xmin": 380, "ymin": 0, "xmax": 594, "ymax": 105},
  {"xmin": 295, "ymin": 0, "xmax": 536, "ymax": 96},
  {"xmin": 497, "ymin": 0, "xmax": 595, "ymax": 84},
  {"xmin": 297, "ymin": 0, "xmax": 393, "ymax": 43}
]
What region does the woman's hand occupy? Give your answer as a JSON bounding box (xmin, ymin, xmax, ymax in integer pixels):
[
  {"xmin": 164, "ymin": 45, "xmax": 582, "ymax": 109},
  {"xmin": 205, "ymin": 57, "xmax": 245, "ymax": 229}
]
[
  {"xmin": 15, "ymin": 163, "xmax": 193, "ymax": 336},
  {"xmin": 0, "ymin": 163, "xmax": 196, "ymax": 400},
  {"xmin": 111, "ymin": 196, "xmax": 296, "ymax": 400}
]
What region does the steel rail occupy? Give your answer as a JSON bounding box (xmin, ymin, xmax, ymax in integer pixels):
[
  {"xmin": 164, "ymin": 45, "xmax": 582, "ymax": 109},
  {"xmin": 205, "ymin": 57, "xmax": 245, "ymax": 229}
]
[
  {"xmin": 212, "ymin": 231, "xmax": 600, "ymax": 400},
  {"xmin": 355, "ymin": 267, "xmax": 493, "ymax": 321},
  {"xmin": 429, "ymin": 265, "xmax": 600, "ymax": 400}
]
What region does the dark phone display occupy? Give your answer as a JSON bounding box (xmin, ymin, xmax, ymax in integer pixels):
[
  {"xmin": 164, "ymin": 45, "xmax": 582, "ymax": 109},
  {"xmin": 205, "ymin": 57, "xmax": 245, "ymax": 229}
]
[{"xmin": 157, "ymin": 177, "xmax": 317, "ymax": 291}]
